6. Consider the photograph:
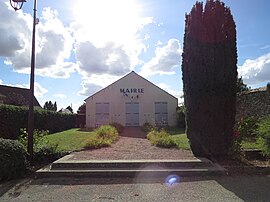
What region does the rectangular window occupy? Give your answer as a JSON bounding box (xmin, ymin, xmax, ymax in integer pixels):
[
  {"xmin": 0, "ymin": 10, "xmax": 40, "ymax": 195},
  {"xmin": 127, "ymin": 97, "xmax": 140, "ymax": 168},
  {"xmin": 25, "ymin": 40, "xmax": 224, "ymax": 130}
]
[
  {"xmin": 95, "ymin": 102, "xmax": 109, "ymax": 126},
  {"xmin": 155, "ymin": 102, "xmax": 168, "ymax": 125},
  {"xmin": 125, "ymin": 102, "xmax": 139, "ymax": 126}
]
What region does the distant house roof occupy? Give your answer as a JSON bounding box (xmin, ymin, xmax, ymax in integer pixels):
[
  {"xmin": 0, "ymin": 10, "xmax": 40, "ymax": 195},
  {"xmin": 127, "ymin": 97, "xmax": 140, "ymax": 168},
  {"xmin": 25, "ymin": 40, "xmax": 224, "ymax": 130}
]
[
  {"xmin": 240, "ymin": 86, "xmax": 267, "ymax": 95},
  {"xmin": 0, "ymin": 85, "xmax": 41, "ymax": 107},
  {"xmin": 58, "ymin": 108, "xmax": 72, "ymax": 114}
]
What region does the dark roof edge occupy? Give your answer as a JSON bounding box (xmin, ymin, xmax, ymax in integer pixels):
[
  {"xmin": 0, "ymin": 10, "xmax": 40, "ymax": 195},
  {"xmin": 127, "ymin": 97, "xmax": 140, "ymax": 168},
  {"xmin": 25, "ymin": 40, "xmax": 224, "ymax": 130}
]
[{"xmin": 0, "ymin": 84, "xmax": 41, "ymax": 107}]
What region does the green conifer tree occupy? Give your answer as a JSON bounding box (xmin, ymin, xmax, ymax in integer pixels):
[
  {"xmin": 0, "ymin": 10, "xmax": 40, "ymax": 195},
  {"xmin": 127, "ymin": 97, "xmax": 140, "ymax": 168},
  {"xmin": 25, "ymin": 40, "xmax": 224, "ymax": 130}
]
[{"xmin": 182, "ymin": 0, "xmax": 237, "ymax": 156}]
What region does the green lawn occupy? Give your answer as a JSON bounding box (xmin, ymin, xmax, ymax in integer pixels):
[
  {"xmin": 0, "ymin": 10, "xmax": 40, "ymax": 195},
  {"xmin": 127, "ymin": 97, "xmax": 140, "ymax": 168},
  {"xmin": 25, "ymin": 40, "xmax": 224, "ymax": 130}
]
[
  {"xmin": 169, "ymin": 128, "xmax": 264, "ymax": 151},
  {"xmin": 45, "ymin": 127, "xmax": 262, "ymax": 153},
  {"xmin": 44, "ymin": 128, "xmax": 96, "ymax": 152},
  {"xmin": 169, "ymin": 128, "xmax": 191, "ymax": 150}
]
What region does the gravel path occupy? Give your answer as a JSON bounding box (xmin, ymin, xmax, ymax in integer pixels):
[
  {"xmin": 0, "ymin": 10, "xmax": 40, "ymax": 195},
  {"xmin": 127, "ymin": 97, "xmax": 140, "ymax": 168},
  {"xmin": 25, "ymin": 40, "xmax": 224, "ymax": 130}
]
[{"xmin": 70, "ymin": 127, "xmax": 195, "ymax": 160}]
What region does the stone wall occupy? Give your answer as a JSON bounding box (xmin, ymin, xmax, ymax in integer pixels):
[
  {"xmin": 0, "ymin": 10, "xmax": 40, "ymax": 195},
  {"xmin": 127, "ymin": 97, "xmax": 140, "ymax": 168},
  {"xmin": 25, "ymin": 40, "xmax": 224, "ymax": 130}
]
[{"xmin": 236, "ymin": 87, "xmax": 270, "ymax": 121}]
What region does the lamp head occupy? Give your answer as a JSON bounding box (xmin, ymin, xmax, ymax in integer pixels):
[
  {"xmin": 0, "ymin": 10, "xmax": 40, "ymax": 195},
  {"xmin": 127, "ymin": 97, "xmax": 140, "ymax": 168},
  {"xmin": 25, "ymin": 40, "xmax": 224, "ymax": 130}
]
[{"xmin": 10, "ymin": 0, "xmax": 26, "ymax": 11}]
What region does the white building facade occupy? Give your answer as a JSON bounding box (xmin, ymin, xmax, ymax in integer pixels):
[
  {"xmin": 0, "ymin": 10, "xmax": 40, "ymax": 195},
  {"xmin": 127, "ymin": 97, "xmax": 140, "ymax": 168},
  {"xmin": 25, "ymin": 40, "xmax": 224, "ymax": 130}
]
[{"xmin": 85, "ymin": 71, "xmax": 178, "ymax": 128}]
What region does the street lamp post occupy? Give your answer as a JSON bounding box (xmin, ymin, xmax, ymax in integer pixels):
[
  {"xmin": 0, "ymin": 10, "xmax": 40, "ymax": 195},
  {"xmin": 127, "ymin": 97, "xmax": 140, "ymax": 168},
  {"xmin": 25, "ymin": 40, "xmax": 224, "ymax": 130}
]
[{"xmin": 10, "ymin": 0, "xmax": 37, "ymax": 164}]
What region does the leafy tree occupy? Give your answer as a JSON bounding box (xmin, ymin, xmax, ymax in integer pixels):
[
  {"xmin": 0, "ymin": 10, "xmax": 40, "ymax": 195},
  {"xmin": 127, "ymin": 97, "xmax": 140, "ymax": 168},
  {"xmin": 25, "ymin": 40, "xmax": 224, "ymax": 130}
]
[
  {"xmin": 236, "ymin": 76, "xmax": 250, "ymax": 93},
  {"xmin": 182, "ymin": 0, "xmax": 237, "ymax": 156},
  {"xmin": 53, "ymin": 101, "xmax": 57, "ymax": 112},
  {"xmin": 43, "ymin": 101, "xmax": 57, "ymax": 111},
  {"xmin": 77, "ymin": 103, "xmax": 86, "ymax": 114}
]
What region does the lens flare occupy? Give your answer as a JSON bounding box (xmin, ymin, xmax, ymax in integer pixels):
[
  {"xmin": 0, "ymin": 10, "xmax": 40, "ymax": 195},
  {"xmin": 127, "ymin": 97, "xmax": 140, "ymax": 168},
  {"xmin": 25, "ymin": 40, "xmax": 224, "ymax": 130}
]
[{"xmin": 165, "ymin": 175, "xmax": 180, "ymax": 187}]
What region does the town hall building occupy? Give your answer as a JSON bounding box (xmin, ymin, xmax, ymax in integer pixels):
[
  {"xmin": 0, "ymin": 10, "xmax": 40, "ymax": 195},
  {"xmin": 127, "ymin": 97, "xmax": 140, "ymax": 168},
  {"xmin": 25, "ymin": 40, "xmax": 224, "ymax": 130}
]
[{"xmin": 85, "ymin": 71, "xmax": 178, "ymax": 128}]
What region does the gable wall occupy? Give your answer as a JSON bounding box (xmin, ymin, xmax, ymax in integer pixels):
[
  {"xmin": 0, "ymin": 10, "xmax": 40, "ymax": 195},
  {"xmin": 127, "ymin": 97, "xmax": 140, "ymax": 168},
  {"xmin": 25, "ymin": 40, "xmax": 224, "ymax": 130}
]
[{"xmin": 85, "ymin": 72, "xmax": 178, "ymax": 127}]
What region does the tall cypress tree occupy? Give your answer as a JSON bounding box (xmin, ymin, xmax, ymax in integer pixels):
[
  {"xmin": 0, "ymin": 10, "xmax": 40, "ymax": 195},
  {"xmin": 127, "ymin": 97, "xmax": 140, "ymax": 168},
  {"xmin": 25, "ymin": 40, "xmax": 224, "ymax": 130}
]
[{"xmin": 182, "ymin": 0, "xmax": 237, "ymax": 156}]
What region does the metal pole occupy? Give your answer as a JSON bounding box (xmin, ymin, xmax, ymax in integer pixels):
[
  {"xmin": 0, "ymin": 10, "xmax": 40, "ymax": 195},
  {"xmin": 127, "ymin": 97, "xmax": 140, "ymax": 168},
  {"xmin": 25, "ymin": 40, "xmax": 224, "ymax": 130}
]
[{"xmin": 28, "ymin": 0, "xmax": 37, "ymax": 164}]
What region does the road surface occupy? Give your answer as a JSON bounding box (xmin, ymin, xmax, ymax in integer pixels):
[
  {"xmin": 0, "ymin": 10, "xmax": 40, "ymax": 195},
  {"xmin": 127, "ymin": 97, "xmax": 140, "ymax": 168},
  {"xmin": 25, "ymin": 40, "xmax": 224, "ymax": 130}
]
[{"xmin": 1, "ymin": 175, "xmax": 270, "ymax": 202}]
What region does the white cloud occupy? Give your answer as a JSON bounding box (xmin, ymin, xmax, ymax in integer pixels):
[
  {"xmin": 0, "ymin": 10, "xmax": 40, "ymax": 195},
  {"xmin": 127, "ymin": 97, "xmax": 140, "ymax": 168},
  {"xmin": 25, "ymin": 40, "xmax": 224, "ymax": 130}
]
[
  {"xmin": 75, "ymin": 41, "xmax": 131, "ymax": 77},
  {"xmin": 34, "ymin": 82, "xmax": 48, "ymax": 98},
  {"xmin": 70, "ymin": 0, "xmax": 153, "ymax": 79},
  {"xmin": 69, "ymin": 0, "xmax": 154, "ymax": 95},
  {"xmin": 54, "ymin": 93, "xmax": 66, "ymax": 99},
  {"xmin": 156, "ymin": 40, "xmax": 163, "ymax": 46},
  {"xmin": 0, "ymin": 79, "xmax": 3, "ymax": 85},
  {"xmin": 0, "ymin": 1, "xmax": 31, "ymax": 58},
  {"xmin": 260, "ymin": 45, "xmax": 270, "ymax": 50},
  {"xmin": 238, "ymin": 52, "xmax": 270, "ymax": 85},
  {"xmin": 78, "ymin": 81, "xmax": 103, "ymax": 97},
  {"xmin": 140, "ymin": 39, "xmax": 182, "ymax": 77},
  {"xmin": 157, "ymin": 83, "xmax": 183, "ymax": 104},
  {"xmin": 78, "ymin": 73, "xmax": 127, "ymax": 97},
  {"xmin": 1, "ymin": 3, "xmax": 74, "ymax": 78},
  {"xmin": 1, "ymin": 81, "xmax": 48, "ymax": 98}
]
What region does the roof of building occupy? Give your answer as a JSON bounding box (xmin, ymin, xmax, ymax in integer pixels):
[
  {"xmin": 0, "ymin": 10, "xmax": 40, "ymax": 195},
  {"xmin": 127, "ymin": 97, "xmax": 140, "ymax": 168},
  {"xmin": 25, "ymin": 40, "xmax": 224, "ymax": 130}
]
[
  {"xmin": 0, "ymin": 85, "xmax": 41, "ymax": 107},
  {"xmin": 240, "ymin": 86, "xmax": 267, "ymax": 95},
  {"xmin": 85, "ymin": 71, "xmax": 178, "ymax": 101},
  {"xmin": 58, "ymin": 108, "xmax": 73, "ymax": 114}
]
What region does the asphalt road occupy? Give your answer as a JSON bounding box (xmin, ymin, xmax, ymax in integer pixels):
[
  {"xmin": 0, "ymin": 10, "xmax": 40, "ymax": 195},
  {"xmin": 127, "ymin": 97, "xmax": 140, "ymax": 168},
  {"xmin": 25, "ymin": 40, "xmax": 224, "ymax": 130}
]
[{"xmin": 1, "ymin": 175, "xmax": 270, "ymax": 202}]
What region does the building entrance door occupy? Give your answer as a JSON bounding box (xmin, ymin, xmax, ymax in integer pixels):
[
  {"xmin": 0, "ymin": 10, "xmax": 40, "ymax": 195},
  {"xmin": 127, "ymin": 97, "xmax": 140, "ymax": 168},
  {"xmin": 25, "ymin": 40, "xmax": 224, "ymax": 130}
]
[{"xmin": 125, "ymin": 102, "xmax": 139, "ymax": 126}]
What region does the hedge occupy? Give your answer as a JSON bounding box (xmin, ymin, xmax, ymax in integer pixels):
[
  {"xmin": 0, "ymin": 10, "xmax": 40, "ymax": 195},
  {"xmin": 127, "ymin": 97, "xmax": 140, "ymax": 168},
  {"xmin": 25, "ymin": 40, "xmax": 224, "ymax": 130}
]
[
  {"xmin": 0, "ymin": 138, "xmax": 28, "ymax": 181},
  {"xmin": 0, "ymin": 104, "xmax": 76, "ymax": 139}
]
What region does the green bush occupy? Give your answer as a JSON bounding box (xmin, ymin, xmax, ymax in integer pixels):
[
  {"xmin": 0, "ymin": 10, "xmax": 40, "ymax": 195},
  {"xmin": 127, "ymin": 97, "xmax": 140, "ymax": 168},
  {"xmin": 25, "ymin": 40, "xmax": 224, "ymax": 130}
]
[
  {"xmin": 34, "ymin": 144, "xmax": 65, "ymax": 162},
  {"xmin": 19, "ymin": 128, "xmax": 49, "ymax": 150},
  {"xmin": 84, "ymin": 137, "xmax": 112, "ymax": 149},
  {"xmin": 236, "ymin": 117, "xmax": 258, "ymax": 140},
  {"xmin": 176, "ymin": 106, "xmax": 186, "ymax": 128},
  {"xmin": 95, "ymin": 125, "xmax": 118, "ymax": 141},
  {"xmin": 0, "ymin": 104, "xmax": 76, "ymax": 139},
  {"xmin": 0, "ymin": 138, "xmax": 28, "ymax": 181},
  {"xmin": 256, "ymin": 117, "xmax": 270, "ymax": 158},
  {"xmin": 230, "ymin": 117, "xmax": 259, "ymax": 158},
  {"xmin": 109, "ymin": 122, "xmax": 124, "ymax": 133},
  {"xmin": 141, "ymin": 122, "xmax": 155, "ymax": 133},
  {"xmin": 84, "ymin": 125, "xmax": 119, "ymax": 149},
  {"xmin": 147, "ymin": 129, "xmax": 177, "ymax": 148},
  {"xmin": 19, "ymin": 129, "xmax": 63, "ymax": 163}
]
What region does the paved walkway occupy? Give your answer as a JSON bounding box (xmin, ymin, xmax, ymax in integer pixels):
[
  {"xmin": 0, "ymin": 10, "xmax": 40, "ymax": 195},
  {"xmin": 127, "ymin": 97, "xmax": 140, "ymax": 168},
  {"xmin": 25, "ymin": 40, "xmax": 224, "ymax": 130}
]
[{"xmin": 70, "ymin": 127, "xmax": 195, "ymax": 160}]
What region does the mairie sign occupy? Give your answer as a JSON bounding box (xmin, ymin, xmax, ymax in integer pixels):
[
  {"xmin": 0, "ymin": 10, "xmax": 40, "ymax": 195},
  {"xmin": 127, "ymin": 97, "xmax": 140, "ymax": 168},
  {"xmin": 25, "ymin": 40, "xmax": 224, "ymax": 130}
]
[{"xmin": 120, "ymin": 88, "xmax": 144, "ymax": 94}]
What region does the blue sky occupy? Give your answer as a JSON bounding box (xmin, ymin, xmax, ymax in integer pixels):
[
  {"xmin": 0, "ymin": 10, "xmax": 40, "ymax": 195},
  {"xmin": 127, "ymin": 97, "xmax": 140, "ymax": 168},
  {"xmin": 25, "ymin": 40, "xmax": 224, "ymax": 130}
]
[{"xmin": 0, "ymin": 0, "xmax": 269, "ymax": 111}]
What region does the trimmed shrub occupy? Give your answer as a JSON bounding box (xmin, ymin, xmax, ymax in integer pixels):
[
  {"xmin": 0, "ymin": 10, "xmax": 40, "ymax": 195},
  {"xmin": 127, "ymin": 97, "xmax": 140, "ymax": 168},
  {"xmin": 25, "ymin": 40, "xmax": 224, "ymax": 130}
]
[
  {"xmin": 109, "ymin": 122, "xmax": 124, "ymax": 133},
  {"xmin": 182, "ymin": 1, "xmax": 237, "ymax": 156},
  {"xmin": 95, "ymin": 125, "xmax": 118, "ymax": 141},
  {"xmin": 141, "ymin": 122, "xmax": 155, "ymax": 133},
  {"xmin": 0, "ymin": 104, "xmax": 76, "ymax": 139},
  {"xmin": 84, "ymin": 137, "xmax": 112, "ymax": 149},
  {"xmin": 34, "ymin": 144, "xmax": 65, "ymax": 163},
  {"xmin": 147, "ymin": 129, "xmax": 177, "ymax": 148},
  {"xmin": 84, "ymin": 125, "xmax": 119, "ymax": 149},
  {"xmin": 0, "ymin": 138, "xmax": 28, "ymax": 181},
  {"xmin": 0, "ymin": 105, "xmax": 28, "ymax": 139},
  {"xmin": 256, "ymin": 117, "xmax": 270, "ymax": 158}
]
